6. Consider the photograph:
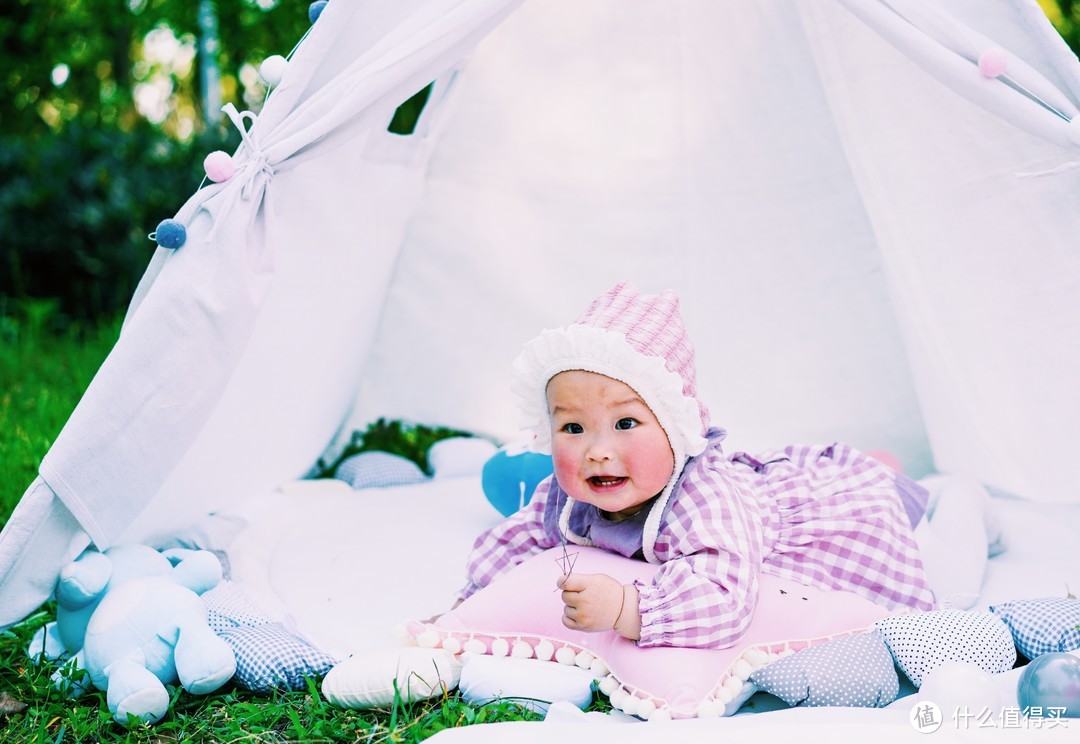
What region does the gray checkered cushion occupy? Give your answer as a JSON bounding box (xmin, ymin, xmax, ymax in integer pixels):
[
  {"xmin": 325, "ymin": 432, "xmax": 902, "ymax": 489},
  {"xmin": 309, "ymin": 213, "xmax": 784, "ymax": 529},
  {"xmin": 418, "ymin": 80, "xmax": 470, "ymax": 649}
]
[
  {"xmin": 749, "ymin": 631, "xmax": 899, "ymax": 708},
  {"xmin": 218, "ymin": 623, "xmax": 337, "ymax": 692},
  {"xmin": 990, "ymin": 598, "xmax": 1080, "ymax": 659},
  {"xmin": 334, "ymin": 451, "xmax": 429, "ymax": 489}
]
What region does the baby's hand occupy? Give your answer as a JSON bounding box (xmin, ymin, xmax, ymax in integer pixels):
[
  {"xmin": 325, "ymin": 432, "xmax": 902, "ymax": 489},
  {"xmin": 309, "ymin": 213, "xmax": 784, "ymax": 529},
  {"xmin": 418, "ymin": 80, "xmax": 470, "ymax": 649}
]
[{"xmin": 557, "ymin": 572, "xmax": 629, "ymax": 633}]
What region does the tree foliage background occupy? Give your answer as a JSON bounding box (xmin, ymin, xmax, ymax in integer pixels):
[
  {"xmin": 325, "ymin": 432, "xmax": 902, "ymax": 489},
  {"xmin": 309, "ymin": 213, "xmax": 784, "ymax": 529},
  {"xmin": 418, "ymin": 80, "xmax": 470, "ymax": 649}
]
[{"xmin": 1, "ymin": 0, "xmax": 1078, "ymax": 324}]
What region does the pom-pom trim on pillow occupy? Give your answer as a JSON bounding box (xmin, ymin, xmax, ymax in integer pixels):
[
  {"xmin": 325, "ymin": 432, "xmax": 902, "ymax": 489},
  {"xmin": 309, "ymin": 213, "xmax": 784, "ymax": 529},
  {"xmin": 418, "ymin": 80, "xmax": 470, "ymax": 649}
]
[{"xmin": 406, "ymin": 547, "xmax": 896, "ymax": 720}]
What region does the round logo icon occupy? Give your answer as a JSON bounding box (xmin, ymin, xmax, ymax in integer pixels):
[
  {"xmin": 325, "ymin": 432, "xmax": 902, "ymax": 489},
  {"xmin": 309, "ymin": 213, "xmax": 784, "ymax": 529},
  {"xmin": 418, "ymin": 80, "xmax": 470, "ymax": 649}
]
[{"xmin": 911, "ymin": 701, "xmax": 943, "ymax": 733}]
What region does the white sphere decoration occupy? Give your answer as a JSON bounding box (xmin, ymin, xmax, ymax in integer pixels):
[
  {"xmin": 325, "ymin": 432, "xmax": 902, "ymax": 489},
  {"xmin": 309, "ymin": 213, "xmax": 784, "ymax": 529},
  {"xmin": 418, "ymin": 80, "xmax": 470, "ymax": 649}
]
[
  {"xmin": 1068, "ymin": 115, "xmax": 1080, "ymax": 146},
  {"xmin": 490, "ymin": 638, "xmax": 510, "ymax": 657},
  {"xmin": 731, "ymin": 659, "xmax": 753, "ymax": 680},
  {"xmin": 742, "ymin": 648, "xmax": 769, "ymax": 667},
  {"xmin": 636, "ymin": 698, "xmax": 657, "ymax": 719},
  {"xmin": 649, "ymin": 708, "xmax": 672, "ymax": 722},
  {"xmin": 441, "ymin": 637, "xmax": 462, "ymax": 655},
  {"xmin": 608, "ymin": 688, "xmax": 628, "ymax": 709},
  {"xmin": 416, "ymin": 630, "xmax": 440, "ymax": 648},
  {"xmin": 723, "ymin": 676, "xmax": 745, "ymax": 696},
  {"xmin": 695, "ymin": 700, "xmax": 720, "ymax": 718},
  {"xmin": 259, "ymin": 54, "xmax": 288, "ymax": 86},
  {"xmin": 574, "ymin": 650, "xmax": 594, "ymax": 669},
  {"xmin": 618, "ymin": 695, "xmax": 639, "ymax": 717},
  {"xmin": 511, "ymin": 641, "xmax": 534, "ymax": 659},
  {"xmin": 590, "ymin": 658, "xmax": 609, "ymax": 677},
  {"xmin": 554, "ymin": 646, "xmax": 577, "ymax": 665},
  {"xmin": 715, "ymin": 685, "xmax": 734, "ymax": 705},
  {"xmin": 598, "ymin": 675, "xmax": 619, "ymax": 696},
  {"xmin": 917, "ymin": 661, "xmax": 1002, "ymax": 718},
  {"xmin": 534, "ymin": 640, "xmax": 555, "ymax": 662},
  {"xmin": 462, "ymin": 638, "xmax": 486, "ymax": 655},
  {"xmin": 390, "ymin": 624, "xmax": 409, "ymax": 644}
]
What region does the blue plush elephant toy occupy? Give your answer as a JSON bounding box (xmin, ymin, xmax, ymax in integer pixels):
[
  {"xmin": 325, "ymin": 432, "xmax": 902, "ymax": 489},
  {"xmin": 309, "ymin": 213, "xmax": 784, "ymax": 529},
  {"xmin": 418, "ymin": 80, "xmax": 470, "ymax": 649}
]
[{"xmin": 28, "ymin": 544, "xmax": 236, "ymax": 726}]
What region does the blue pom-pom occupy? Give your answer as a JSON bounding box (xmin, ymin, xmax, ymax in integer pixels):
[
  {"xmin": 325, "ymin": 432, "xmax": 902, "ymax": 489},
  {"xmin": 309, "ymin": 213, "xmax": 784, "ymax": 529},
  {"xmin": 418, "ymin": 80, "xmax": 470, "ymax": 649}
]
[
  {"xmin": 481, "ymin": 449, "xmax": 554, "ymax": 517},
  {"xmin": 309, "ymin": 0, "xmax": 328, "ymax": 23},
  {"xmin": 154, "ymin": 219, "xmax": 186, "ymax": 250}
]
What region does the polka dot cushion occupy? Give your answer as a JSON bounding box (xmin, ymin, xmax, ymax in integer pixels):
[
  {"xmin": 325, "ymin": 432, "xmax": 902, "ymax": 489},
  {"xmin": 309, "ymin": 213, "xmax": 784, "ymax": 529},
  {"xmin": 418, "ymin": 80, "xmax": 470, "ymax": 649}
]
[
  {"xmin": 875, "ymin": 610, "xmax": 1016, "ymax": 687},
  {"xmin": 748, "ymin": 630, "xmax": 899, "ymax": 708},
  {"xmin": 202, "ymin": 580, "xmax": 273, "ymax": 633},
  {"xmin": 989, "ymin": 597, "xmax": 1080, "ymax": 659}
]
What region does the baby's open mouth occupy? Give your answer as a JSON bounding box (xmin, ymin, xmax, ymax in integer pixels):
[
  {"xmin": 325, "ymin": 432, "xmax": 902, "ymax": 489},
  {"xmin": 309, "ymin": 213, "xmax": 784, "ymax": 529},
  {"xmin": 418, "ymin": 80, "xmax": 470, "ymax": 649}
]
[{"xmin": 589, "ymin": 476, "xmax": 627, "ymax": 488}]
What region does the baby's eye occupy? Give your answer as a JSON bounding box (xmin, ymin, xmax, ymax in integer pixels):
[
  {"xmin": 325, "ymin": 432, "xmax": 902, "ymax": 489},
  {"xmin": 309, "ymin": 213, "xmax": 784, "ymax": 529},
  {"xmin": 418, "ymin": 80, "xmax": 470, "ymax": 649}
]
[
  {"xmin": 615, "ymin": 418, "xmax": 639, "ymax": 431},
  {"xmin": 561, "ymin": 422, "xmax": 584, "ymax": 434}
]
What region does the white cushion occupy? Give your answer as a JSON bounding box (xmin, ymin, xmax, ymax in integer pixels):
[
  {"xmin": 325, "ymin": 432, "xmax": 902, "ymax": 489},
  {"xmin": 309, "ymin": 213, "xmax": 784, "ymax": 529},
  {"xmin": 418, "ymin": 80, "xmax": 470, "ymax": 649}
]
[
  {"xmin": 459, "ymin": 654, "xmax": 595, "ymax": 714},
  {"xmin": 428, "ymin": 437, "xmax": 499, "ymax": 479},
  {"xmin": 321, "ymin": 647, "xmax": 462, "ymax": 709}
]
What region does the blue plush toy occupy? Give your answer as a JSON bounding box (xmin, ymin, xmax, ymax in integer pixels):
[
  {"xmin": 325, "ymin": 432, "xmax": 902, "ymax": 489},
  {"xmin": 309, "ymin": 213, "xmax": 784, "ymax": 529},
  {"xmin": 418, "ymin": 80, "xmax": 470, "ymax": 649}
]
[
  {"xmin": 29, "ymin": 544, "xmax": 236, "ymax": 726},
  {"xmin": 481, "ymin": 444, "xmax": 554, "ymax": 517}
]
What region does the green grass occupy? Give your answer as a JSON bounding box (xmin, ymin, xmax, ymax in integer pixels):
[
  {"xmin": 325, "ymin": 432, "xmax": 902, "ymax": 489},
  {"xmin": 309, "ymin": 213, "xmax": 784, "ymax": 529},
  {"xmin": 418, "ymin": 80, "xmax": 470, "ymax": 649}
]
[{"xmin": 0, "ymin": 301, "xmax": 600, "ymax": 741}]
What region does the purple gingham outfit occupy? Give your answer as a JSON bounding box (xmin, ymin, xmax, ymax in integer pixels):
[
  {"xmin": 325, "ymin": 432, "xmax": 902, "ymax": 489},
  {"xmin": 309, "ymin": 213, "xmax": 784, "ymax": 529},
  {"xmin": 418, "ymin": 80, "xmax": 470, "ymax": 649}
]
[
  {"xmin": 460, "ymin": 429, "xmax": 935, "ymax": 649},
  {"xmin": 477, "ymin": 281, "xmax": 935, "ymax": 649}
]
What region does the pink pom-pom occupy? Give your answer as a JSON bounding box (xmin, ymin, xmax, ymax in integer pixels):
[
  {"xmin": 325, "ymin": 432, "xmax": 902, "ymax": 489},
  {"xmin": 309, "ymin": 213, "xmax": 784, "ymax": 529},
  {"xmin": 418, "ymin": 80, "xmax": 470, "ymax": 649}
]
[
  {"xmin": 866, "ymin": 449, "xmax": 903, "ymax": 474},
  {"xmin": 978, "ymin": 48, "xmax": 1008, "ymax": 79},
  {"xmin": 203, "ymin": 150, "xmax": 236, "ymax": 183}
]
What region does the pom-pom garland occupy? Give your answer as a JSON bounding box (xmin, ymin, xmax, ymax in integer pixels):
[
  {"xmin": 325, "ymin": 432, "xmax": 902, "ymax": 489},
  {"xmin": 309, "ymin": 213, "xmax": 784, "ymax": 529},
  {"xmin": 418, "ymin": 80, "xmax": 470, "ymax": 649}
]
[
  {"xmin": 152, "ymin": 219, "xmax": 187, "ymax": 249},
  {"xmin": 415, "ymin": 623, "xmax": 820, "ymax": 720},
  {"xmin": 978, "ymin": 47, "xmax": 1008, "ymax": 79},
  {"xmin": 203, "ymin": 150, "xmax": 236, "ymax": 183},
  {"xmin": 260, "ymin": 55, "xmax": 288, "ymax": 87},
  {"xmin": 309, "ymin": 0, "xmax": 329, "ymax": 24}
]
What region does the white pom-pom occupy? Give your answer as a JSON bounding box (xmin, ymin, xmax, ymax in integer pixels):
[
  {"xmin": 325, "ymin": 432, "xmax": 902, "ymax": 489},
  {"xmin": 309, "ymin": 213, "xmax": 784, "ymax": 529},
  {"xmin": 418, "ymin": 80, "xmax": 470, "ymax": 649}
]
[
  {"xmin": 778, "ymin": 647, "xmax": 795, "ymax": 658},
  {"xmin": 574, "ymin": 650, "xmax": 594, "ymax": 669},
  {"xmin": 441, "ymin": 637, "xmax": 462, "ymax": 655},
  {"xmin": 618, "ymin": 695, "xmax": 639, "ymax": 717},
  {"xmin": 649, "ymin": 708, "xmax": 672, "ymax": 722},
  {"xmin": 391, "ymin": 624, "xmax": 410, "ymax": 644},
  {"xmin": 554, "ymin": 646, "xmax": 577, "ymax": 665},
  {"xmin": 590, "ymin": 658, "xmax": 609, "ymax": 677},
  {"xmin": 260, "ymin": 54, "xmax": 288, "ymax": 86},
  {"xmin": 511, "ymin": 641, "xmax": 534, "ymax": 659},
  {"xmin": 534, "ymin": 640, "xmax": 555, "ymax": 662},
  {"xmin": 598, "ymin": 675, "xmax": 619, "ymax": 696},
  {"xmin": 490, "ymin": 638, "xmax": 510, "ymax": 657},
  {"xmin": 416, "ymin": 630, "xmax": 440, "ymax": 649},
  {"xmin": 715, "ymin": 685, "xmax": 734, "ymax": 705},
  {"xmin": 1069, "ymin": 115, "xmax": 1080, "ymax": 146},
  {"xmin": 463, "ymin": 638, "xmax": 486, "ymax": 655},
  {"xmin": 723, "ymin": 676, "xmax": 745, "ymax": 695},
  {"xmin": 731, "ymin": 659, "xmax": 753, "ymax": 680},
  {"xmin": 695, "ymin": 700, "xmax": 720, "ymax": 718},
  {"xmin": 608, "ymin": 688, "xmax": 628, "ymax": 709},
  {"xmin": 636, "ymin": 698, "xmax": 657, "ymax": 719},
  {"xmin": 741, "ymin": 648, "xmax": 769, "ymax": 668}
]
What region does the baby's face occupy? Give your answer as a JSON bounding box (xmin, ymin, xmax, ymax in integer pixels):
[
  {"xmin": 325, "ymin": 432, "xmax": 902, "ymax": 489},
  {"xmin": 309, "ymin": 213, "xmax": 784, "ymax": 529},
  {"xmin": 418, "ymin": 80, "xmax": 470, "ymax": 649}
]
[{"xmin": 547, "ymin": 370, "xmax": 675, "ymax": 518}]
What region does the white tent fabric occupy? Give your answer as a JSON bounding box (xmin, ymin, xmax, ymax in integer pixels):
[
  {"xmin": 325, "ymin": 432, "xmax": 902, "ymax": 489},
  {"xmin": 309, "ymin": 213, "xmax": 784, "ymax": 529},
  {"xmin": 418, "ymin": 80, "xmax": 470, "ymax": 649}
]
[{"xmin": 1, "ymin": 0, "xmax": 1079, "ymax": 630}]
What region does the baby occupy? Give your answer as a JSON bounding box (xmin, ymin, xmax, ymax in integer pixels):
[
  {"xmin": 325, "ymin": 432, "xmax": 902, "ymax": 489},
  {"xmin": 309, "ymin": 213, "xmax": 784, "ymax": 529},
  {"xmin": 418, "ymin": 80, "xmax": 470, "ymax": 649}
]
[{"xmin": 458, "ymin": 281, "xmax": 936, "ymax": 649}]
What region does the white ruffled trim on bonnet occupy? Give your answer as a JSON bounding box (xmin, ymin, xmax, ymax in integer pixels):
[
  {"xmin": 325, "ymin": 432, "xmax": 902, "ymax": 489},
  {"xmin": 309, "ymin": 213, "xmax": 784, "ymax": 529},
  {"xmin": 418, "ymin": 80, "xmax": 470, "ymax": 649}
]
[
  {"xmin": 511, "ymin": 324, "xmax": 708, "ymax": 460},
  {"xmin": 511, "ymin": 325, "xmax": 708, "ymax": 563}
]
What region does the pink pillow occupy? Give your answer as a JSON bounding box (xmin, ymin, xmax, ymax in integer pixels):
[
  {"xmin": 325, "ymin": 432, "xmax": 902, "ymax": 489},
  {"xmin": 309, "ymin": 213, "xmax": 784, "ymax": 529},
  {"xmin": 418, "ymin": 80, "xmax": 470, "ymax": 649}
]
[{"xmin": 408, "ymin": 547, "xmax": 896, "ymax": 719}]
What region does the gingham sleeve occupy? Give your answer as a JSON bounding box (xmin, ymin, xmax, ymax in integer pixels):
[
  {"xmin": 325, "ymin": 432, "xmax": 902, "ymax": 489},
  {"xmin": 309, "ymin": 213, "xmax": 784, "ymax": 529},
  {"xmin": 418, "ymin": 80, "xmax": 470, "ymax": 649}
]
[
  {"xmin": 458, "ymin": 475, "xmax": 561, "ymax": 601},
  {"xmin": 636, "ymin": 459, "xmax": 766, "ymax": 649}
]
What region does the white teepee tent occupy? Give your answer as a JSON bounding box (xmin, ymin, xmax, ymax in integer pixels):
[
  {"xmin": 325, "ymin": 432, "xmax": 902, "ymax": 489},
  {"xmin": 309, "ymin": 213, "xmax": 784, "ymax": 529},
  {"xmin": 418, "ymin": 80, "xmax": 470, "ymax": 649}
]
[{"xmin": 1, "ymin": 0, "xmax": 1079, "ymax": 628}]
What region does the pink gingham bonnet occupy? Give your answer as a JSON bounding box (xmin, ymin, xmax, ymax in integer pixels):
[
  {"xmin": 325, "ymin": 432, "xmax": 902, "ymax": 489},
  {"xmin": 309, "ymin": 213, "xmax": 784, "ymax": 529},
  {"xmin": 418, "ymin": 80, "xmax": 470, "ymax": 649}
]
[{"xmin": 511, "ymin": 280, "xmax": 711, "ymax": 472}]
